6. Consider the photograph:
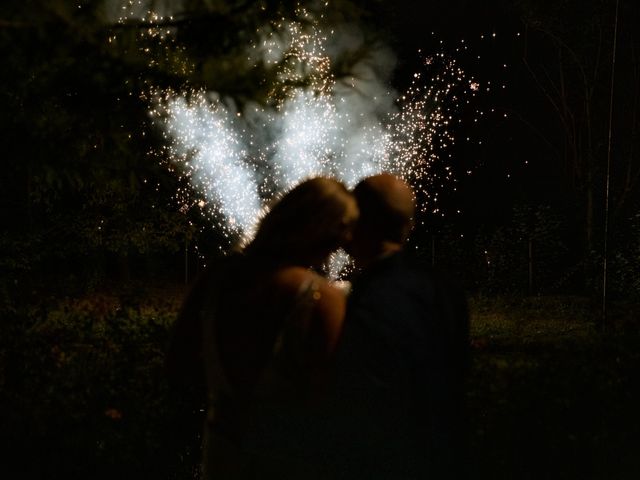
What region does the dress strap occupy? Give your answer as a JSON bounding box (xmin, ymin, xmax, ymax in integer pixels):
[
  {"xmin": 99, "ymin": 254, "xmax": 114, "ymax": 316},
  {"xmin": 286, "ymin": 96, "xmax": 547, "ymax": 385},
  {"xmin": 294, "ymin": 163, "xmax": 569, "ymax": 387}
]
[{"xmin": 271, "ymin": 274, "xmax": 321, "ymax": 356}]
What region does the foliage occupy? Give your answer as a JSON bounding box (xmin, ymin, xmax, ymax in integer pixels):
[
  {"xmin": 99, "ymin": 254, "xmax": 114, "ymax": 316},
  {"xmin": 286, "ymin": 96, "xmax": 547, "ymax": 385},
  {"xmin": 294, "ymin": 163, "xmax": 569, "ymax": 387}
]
[
  {"xmin": 474, "ymin": 203, "xmax": 567, "ymax": 295},
  {"xmin": 609, "ymin": 212, "xmax": 640, "ymax": 302},
  {"xmin": 0, "ymin": 1, "xmax": 239, "ymax": 292},
  {"xmin": 511, "ymin": 0, "xmax": 640, "ymax": 256},
  {"xmin": 0, "ymin": 2, "xmax": 274, "ymax": 296},
  {"xmin": 1, "ymin": 292, "xmax": 638, "ymax": 479},
  {"xmin": 0, "ymin": 289, "xmax": 202, "ymax": 480}
]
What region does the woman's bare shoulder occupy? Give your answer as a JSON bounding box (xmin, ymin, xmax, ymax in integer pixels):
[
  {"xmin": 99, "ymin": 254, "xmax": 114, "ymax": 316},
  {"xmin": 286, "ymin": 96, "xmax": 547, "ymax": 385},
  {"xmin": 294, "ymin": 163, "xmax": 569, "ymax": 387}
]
[
  {"xmin": 271, "ymin": 266, "xmax": 322, "ymax": 291},
  {"xmin": 273, "ymin": 267, "xmax": 346, "ymax": 353},
  {"xmin": 271, "ymin": 267, "xmax": 344, "ymax": 304}
]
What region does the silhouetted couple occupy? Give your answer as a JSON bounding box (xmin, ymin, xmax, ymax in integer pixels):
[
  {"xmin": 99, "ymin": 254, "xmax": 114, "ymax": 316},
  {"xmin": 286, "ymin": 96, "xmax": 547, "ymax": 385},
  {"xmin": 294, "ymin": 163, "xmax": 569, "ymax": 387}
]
[{"xmin": 167, "ymin": 174, "xmax": 469, "ymax": 479}]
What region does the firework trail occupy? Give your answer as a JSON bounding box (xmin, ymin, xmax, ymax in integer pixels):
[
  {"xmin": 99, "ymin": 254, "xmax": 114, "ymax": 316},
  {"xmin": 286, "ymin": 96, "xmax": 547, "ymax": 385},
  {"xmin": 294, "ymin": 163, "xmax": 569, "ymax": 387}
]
[{"xmin": 114, "ymin": 1, "xmax": 482, "ymax": 272}]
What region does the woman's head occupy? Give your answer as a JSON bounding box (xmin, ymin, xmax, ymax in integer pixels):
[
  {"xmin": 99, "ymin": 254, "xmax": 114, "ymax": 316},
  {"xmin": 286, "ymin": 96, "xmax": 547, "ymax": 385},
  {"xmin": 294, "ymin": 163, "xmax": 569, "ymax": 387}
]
[{"xmin": 245, "ymin": 177, "xmax": 358, "ymax": 267}]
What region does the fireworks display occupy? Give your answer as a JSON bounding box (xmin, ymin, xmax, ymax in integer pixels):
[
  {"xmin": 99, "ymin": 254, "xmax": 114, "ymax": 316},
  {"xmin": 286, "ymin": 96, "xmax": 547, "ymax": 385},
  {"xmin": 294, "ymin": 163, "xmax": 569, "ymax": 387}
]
[{"xmin": 113, "ymin": 1, "xmax": 487, "ymax": 265}]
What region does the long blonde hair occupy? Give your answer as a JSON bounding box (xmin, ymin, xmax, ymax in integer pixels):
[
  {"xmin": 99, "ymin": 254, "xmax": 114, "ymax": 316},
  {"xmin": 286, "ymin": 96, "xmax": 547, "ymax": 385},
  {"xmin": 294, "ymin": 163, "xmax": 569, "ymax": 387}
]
[{"xmin": 244, "ymin": 177, "xmax": 358, "ymax": 265}]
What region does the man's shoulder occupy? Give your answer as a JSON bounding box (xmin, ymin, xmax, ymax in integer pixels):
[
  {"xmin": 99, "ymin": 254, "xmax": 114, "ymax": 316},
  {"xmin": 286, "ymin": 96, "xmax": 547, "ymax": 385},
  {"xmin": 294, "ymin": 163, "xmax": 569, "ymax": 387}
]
[
  {"xmin": 350, "ymin": 250, "xmax": 467, "ymax": 318},
  {"xmin": 354, "ymin": 251, "xmax": 437, "ymax": 289}
]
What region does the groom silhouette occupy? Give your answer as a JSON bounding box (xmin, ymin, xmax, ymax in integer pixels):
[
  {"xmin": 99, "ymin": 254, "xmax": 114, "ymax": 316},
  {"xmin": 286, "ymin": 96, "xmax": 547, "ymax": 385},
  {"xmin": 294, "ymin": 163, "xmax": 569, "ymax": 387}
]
[{"xmin": 327, "ymin": 173, "xmax": 470, "ymax": 479}]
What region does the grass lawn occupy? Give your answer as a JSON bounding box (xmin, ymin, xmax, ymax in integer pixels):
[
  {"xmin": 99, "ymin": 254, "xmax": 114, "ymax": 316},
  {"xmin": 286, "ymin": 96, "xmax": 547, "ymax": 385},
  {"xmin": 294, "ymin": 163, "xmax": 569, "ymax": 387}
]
[
  {"xmin": 0, "ymin": 289, "xmax": 638, "ymax": 479},
  {"xmin": 468, "ymin": 296, "xmax": 640, "ymax": 479}
]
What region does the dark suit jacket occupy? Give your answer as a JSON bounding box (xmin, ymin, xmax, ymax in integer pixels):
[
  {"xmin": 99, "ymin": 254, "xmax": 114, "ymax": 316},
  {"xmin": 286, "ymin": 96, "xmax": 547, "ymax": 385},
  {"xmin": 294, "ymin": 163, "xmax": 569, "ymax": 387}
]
[{"xmin": 327, "ymin": 251, "xmax": 469, "ymax": 479}]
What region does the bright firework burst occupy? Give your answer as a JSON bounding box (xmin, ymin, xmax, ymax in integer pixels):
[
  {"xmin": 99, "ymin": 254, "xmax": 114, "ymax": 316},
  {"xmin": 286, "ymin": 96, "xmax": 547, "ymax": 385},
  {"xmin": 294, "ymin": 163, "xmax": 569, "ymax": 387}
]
[{"xmin": 114, "ymin": 1, "xmax": 483, "ymax": 272}]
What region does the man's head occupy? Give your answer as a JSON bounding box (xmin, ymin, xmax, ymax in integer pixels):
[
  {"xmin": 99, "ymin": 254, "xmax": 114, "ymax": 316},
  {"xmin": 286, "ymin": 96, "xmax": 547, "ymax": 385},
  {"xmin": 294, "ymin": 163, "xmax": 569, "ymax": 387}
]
[{"xmin": 348, "ymin": 173, "xmax": 415, "ymax": 266}]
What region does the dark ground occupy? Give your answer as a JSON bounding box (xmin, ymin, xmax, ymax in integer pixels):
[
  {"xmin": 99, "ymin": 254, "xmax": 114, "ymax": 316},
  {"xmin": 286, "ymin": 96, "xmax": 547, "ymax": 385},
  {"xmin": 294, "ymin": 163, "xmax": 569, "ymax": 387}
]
[
  {"xmin": 468, "ymin": 296, "xmax": 640, "ymax": 479},
  {"xmin": 0, "ymin": 288, "xmax": 638, "ymax": 479}
]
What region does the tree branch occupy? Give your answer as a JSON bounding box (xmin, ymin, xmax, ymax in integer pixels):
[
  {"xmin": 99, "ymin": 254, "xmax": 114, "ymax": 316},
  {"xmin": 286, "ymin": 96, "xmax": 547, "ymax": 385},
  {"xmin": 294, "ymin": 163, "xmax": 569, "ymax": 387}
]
[{"xmin": 0, "ymin": 19, "xmax": 32, "ymax": 28}]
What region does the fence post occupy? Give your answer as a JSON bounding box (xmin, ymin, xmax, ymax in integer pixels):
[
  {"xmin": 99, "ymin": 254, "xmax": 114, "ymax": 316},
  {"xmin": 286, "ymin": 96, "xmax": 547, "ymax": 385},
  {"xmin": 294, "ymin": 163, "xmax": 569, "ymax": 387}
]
[{"xmin": 528, "ymin": 237, "xmax": 533, "ymax": 295}]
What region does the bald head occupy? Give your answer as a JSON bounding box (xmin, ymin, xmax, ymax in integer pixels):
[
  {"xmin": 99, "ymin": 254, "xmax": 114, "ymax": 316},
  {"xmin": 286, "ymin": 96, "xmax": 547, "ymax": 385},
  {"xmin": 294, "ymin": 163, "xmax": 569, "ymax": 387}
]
[{"xmin": 353, "ymin": 173, "xmax": 415, "ymax": 244}]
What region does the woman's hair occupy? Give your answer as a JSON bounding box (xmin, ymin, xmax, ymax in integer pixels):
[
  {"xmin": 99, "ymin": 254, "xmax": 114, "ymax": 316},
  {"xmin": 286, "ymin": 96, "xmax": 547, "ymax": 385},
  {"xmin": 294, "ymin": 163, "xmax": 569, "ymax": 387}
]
[{"xmin": 244, "ymin": 177, "xmax": 358, "ymax": 265}]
